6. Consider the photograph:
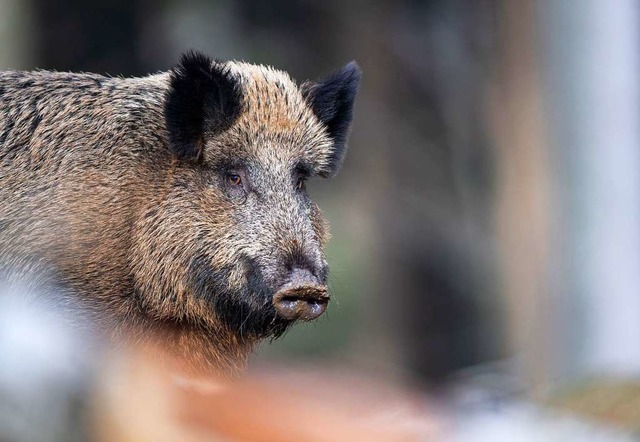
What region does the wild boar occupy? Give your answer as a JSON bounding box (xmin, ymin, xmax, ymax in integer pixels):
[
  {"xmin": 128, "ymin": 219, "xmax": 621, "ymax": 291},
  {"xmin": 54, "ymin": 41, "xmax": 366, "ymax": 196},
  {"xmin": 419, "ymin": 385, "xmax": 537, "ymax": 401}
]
[{"xmin": 0, "ymin": 51, "xmax": 361, "ymax": 374}]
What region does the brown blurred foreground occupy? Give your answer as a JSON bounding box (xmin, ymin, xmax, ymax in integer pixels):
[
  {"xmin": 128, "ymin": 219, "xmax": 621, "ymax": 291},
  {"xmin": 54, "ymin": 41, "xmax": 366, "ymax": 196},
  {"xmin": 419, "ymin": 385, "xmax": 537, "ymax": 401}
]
[
  {"xmin": 93, "ymin": 345, "xmax": 440, "ymax": 442},
  {"xmin": 548, "ymin": 378, "xmax": 640, "ymax": 434}
]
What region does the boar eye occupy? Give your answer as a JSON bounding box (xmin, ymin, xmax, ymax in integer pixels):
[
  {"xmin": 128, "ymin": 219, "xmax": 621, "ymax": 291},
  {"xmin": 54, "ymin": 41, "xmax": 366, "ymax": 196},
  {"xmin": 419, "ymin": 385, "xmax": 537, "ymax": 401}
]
[
  {"xmin": 223, "ymin": 168, "xmax": 248, "ymax": 202},
  {"xmin": 227, "ymin": 172, "xmax": 242, "ymax": 186}
]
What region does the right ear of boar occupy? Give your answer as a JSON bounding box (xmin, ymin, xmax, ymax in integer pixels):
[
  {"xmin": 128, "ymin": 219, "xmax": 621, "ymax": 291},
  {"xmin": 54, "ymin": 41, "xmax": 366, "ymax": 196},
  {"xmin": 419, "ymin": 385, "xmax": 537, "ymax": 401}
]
[{"xmin": 164, "ymin": 51, "xmax": 244, "ymax": 162}]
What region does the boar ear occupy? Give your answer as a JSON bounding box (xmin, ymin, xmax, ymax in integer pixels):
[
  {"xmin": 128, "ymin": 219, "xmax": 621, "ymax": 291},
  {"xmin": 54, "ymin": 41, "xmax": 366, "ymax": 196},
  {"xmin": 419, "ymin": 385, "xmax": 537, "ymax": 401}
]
[
  {"xmin": 165, "ymin": 51, "xmax": 243, "ymax": 161},
  {"xmin": 301, "ymin": 61, "xmax": 361, "ymax": 176}
]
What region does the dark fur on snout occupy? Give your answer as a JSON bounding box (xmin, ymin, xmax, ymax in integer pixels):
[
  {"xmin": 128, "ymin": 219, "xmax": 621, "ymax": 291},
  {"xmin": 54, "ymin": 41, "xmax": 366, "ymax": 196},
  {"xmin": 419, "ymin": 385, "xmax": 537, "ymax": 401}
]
[
  {"xmin": 189, "ymin": 254, "xmax": 291, "ymax": 339},
  {"xmin": 0, "ymin": 51, "xmax": 360, "ymax": 374}
]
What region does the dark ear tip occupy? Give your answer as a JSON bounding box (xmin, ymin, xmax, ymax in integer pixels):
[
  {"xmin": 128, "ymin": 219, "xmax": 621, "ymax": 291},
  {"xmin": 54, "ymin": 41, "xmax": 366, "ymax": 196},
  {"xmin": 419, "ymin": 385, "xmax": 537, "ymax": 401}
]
[
  {"xmin": 338, "ymin": 61, "xmax": 362, "ymax": 88},
  {"xmin": 344, "ymin": 61, "xmax": 362, "ymax": 77},
  {"xmin": 173, "ymin": 50, "xmax": 214, "ymax": 78},
  {"xmin": 180, "ymin": 49, "xmax": 205, "ymax": 63}
]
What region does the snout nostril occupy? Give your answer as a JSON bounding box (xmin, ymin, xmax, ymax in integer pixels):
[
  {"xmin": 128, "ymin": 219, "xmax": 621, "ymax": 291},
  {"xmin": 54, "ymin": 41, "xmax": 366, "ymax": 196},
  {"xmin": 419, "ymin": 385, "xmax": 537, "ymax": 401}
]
[
  {"xmin": 279, "ymin": 291, "xmax": 328, "ymax": 306},
  {"xmin": 280, "ymin": 294, "xmax": 306, "ymax": 304}
]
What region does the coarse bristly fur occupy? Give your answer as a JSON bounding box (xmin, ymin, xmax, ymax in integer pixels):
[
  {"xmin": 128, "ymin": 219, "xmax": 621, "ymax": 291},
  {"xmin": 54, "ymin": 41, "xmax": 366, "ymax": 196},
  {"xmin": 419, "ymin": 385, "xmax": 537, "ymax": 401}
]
[{"xmin": 0, "ymin": 51, "xmax": 361, "ymax": 376}]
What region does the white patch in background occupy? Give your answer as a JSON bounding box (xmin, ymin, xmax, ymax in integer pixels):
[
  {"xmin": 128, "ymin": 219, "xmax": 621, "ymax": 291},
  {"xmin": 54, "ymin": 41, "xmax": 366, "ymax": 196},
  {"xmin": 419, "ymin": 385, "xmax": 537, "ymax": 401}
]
[{"xmin": 0, "ymin": 284, "xmax": 96, "ymax": 442}]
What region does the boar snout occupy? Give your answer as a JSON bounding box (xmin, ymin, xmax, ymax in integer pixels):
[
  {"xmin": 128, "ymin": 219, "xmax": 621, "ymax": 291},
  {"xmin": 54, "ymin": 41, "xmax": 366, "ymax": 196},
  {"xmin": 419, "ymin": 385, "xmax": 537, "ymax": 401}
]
[{"xmin": 272, "ymin": 268, "xmax": 329, "ymax": 321}]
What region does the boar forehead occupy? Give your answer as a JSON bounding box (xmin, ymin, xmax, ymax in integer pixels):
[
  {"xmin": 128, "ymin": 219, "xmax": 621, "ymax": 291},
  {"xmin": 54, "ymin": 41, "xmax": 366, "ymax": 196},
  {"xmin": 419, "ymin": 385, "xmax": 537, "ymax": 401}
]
[{"xmin": 203, "ymin": 62, "xmax": 334, "ymax": 172}]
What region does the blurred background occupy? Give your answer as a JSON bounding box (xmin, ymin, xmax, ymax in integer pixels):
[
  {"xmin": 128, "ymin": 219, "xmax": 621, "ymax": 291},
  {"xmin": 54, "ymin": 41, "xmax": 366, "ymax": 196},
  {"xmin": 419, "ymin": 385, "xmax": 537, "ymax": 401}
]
[{"xmin": 2, "ymin": 0, "xmax": 640, "ymax": 439}]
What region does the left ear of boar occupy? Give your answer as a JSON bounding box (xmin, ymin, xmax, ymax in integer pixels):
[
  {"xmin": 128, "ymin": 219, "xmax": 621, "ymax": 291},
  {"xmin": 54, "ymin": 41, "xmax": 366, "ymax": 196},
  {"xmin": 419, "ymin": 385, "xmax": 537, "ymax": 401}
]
[{"xmin": 301, "ymin": 61, "xmax": 362, "ymax": 177}]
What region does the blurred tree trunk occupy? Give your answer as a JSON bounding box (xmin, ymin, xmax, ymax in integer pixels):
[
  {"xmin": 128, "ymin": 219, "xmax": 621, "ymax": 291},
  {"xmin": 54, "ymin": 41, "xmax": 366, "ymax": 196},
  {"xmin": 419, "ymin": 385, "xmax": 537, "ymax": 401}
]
[
  {"xmin": 375, "ymin": 0, "xmax": 502, "ymax": 383},
  {"xmin": 491, "ymin": 0, "xmax": 551, "ymax": 391},
  {"xmin": 539, "ymin": 0, "xmax": 640, "ymax": 378}
]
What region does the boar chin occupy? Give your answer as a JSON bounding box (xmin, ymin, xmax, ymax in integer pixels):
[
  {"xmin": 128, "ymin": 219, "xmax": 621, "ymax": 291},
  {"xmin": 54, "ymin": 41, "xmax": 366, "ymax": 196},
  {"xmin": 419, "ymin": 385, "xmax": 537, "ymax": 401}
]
[{"xmin": 186, "ymin": 254, "xmax": 293, "ymax": 339}]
